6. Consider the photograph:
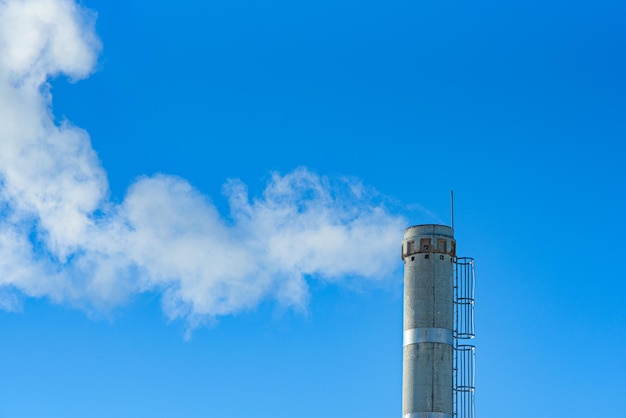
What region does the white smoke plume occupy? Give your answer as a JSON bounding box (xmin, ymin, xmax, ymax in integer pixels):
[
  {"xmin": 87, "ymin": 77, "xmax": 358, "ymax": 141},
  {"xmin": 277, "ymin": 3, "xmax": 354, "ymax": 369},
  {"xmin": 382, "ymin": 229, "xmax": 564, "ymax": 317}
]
[{"xmin": 0, "ymin": 0, "xmax": 405, "ymax": 326}]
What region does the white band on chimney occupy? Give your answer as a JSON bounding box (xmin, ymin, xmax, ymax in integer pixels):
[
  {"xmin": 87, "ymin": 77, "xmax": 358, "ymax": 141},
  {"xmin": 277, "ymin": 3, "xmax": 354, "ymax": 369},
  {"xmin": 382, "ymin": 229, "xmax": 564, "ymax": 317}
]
[
  {"xmin": 403, "ymin": 327, "xmax": 453, "ymax": 346},
  {"xmin": 403, "ymin": 413, "xmax": 453, "ymax": 418}
]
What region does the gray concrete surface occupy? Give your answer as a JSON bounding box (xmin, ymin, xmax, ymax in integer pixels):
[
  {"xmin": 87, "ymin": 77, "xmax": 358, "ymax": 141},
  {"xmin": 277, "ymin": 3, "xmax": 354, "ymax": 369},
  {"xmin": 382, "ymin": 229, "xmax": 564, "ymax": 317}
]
[{"xmin": 401, "ymin": 225, "xmax": 455, "ymax": 418}]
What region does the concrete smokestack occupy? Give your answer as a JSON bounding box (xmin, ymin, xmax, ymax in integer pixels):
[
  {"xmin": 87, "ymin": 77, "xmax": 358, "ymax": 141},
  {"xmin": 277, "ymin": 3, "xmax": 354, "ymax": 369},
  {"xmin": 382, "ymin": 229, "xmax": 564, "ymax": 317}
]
[{"xmin": 401, "ymin": 224, "xmax": 456, "ymax": 418}]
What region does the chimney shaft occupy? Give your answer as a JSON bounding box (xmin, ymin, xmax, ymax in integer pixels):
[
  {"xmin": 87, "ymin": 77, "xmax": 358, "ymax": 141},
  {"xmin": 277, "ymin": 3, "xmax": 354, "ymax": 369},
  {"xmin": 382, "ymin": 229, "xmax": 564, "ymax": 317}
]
[{"xmin": 401, "ymin": 224, "xmax": 455, "ymax": 418}]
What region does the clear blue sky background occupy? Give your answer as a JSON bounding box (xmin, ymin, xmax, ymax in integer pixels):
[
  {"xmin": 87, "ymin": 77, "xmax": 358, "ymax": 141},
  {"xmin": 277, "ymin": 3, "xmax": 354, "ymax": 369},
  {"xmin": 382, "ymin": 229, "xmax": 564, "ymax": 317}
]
[{"xmin": 1, "ymin": 0, "xmax": 625, "ymax": 417}]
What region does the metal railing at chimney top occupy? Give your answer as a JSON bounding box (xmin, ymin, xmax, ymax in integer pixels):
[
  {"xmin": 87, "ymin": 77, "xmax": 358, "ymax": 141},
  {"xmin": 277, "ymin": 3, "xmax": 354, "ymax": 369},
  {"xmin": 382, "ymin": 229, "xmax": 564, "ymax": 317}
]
[{"xmin": 454, "ymin": 257, "xmax": 476, "ymax": 418}]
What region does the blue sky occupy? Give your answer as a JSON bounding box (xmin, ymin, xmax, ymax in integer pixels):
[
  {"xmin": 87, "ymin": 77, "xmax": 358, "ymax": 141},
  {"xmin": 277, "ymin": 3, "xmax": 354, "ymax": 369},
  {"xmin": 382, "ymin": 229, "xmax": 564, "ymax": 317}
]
[{"xmin": 0, "ymin": 0, "xmax": 625, "ymax": 417}]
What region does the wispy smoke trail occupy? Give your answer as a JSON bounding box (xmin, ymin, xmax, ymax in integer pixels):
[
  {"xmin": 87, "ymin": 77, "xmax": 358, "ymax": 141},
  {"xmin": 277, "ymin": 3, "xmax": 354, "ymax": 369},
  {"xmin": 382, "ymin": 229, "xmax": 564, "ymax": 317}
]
[{"xmin": 0, "ymin": 0, "xmax": 405, "ymax": 326}]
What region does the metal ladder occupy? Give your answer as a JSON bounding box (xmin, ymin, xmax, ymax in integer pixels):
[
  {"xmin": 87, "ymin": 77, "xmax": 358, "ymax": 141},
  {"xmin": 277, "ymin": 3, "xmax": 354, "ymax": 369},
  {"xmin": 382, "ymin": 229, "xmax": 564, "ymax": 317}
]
[{"xmin": 454, "ymin": 257, "xmax": 476, "ymax": 418}]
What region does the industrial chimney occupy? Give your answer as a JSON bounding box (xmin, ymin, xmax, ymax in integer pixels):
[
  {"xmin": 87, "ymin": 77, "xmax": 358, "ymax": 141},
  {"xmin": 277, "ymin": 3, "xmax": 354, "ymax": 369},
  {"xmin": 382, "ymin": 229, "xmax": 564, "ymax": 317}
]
[{"xmin": 401, "ymin": 224, "xmax": 475, "ymax": 418}]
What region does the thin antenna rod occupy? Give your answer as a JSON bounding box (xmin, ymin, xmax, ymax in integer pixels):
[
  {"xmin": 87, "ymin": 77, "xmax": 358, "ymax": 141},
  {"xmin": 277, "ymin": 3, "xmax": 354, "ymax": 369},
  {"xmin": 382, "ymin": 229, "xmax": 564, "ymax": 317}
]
[{"xmin": 450, "ymin": 190, "xmax": 455, "ymax": 230}]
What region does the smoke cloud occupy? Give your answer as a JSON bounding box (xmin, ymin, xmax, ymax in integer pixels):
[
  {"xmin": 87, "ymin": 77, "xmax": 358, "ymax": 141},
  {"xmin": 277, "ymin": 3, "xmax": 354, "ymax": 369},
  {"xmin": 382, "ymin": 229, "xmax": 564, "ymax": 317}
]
[{"xmin": 0, "ymin": 0, "xmax": 405, "ymax": 326}]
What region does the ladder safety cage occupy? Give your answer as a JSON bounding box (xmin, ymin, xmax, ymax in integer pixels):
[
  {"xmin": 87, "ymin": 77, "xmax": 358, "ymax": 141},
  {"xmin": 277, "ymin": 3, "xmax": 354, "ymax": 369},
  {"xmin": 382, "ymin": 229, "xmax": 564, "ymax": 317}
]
[{"xmin": 454, "ymin": 257, "xmax": 476, "ymax": 418}]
